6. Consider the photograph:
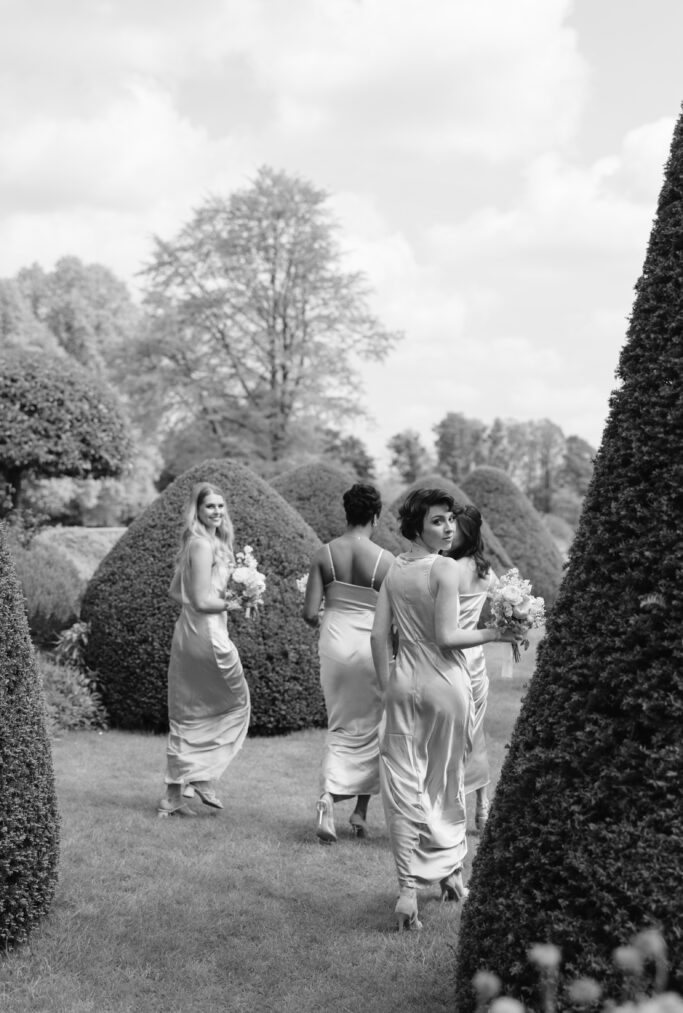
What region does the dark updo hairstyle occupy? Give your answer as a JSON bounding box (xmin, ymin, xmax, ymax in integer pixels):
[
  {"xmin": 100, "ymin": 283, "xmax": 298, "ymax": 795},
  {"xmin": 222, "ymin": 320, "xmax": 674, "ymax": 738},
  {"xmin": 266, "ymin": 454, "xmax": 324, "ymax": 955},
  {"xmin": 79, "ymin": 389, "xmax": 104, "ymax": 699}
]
[
  {"xmin": 343, "ymin": 483, "xmax": 383, "ymax": 527},
  {"xmin": 398, "ymin": 488, "xmax": 456, "ymax": 542},
  {"xmin": 448, "ymin": 504, "xmax": 491, "ymax": 578}
]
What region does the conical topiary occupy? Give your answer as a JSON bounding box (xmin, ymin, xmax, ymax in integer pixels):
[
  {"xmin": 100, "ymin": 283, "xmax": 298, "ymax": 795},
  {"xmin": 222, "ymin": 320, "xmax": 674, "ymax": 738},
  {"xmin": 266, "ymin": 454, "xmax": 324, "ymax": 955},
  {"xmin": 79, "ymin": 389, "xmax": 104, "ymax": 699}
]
[
  {"xmin": 390, "ymin": 473, "xmax": 513, "ymax": 575},
  {"xmin": 462, "ymin": 465, "xmax": 564, "ymax": 606},
  {"xmin": 455, "ymin": 109, "xmax": 683, "ymax": 1008},
  {"xmin": 0, "ymin": 527, "xmax": 60, "ymax": 948},
  {"xmin": 271, "ymin": 461, "xmax": 404, "ymax": 554},
  {"xmin": 81, "ymin": 459, "xmax": 324, "ymax": 734}
]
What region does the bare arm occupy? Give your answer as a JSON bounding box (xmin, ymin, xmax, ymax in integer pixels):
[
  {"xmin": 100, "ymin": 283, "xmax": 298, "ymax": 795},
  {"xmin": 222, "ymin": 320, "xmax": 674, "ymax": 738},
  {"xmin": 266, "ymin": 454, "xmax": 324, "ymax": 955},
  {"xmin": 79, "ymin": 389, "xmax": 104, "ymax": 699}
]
[
  {"xmin": 302, "ymin": 557, "xmax": 325, "ymax": 626},
  {"xmin": 370, "ymin": 582, "xmax": 393, "ymax": 691},
  {"xmin": 168, "ymin": 568, "xmax": 183, "ymax": 605},
  {"xmin": 434, "ymin": 557, "xmax": 517, "ymax": 649},
  {"xmin": 186, "ymin": 539, "xmax": 228, "ymax": 614}
]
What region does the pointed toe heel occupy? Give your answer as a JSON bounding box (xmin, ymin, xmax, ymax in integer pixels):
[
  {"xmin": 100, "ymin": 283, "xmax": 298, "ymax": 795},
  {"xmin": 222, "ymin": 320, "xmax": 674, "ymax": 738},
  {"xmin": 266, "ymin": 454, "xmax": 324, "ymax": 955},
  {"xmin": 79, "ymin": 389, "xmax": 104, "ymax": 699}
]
[
  {"xmin": 440, "ymin": 868, "xmax": 468, "ymax": 903},
  {"xmin": 395, "ymin": 890, "xmax": 422, "ymax": 932},
  {"xmin": 349, "ymin": 812, "xmax": 369, "ymax": 839},
  {"xmin": 315, "ymin": 792, "xmax": 337, "ymax": 844},
  {"xmin": 190, "ymin": 782, "xmax": 224, "ymax": 810}
]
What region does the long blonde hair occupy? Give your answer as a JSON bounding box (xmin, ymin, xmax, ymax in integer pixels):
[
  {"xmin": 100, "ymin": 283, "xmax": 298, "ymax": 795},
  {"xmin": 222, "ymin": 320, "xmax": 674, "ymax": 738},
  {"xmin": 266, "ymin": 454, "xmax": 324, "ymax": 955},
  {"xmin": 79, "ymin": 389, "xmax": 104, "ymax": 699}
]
[{"xmin": 175, "ymin": 482, "xmax": 234, "ymax": 572}]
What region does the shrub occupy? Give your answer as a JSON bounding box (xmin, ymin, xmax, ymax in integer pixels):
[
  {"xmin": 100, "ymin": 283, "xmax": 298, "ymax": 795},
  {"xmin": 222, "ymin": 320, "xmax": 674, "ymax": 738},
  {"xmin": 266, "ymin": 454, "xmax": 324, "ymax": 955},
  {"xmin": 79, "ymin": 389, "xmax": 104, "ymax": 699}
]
[
  {"xmin": 454, "ymin": 111, "xmax": 683, "ymax": 1010},
  {"xmin": 0, "ymin": 526, "xmax": 59, "ymax": 949},
  {"xmin": 390, "ymin": 473, "xmax": 513, "ymax": 575},
  {"xmin": 38, "ymin": 655, "xmax": 108, "ymax": 733},
  {"xmin": 9, "ymin": 538, "xmax": 83, "ymax": 647},
  {"xmin": 271, "ymin": 461, "xmax": 404, "ymax": 553},
  {"xmin": 542, "ymin": 513, "xmax": 575, "ymax": 560},
  {"xmin": 461, "ymin": 466, "xmax": 565, "ymax": 606},
  {"xmin": 81, "ymin": 459, "xmax": 324, "ymax": 734}
]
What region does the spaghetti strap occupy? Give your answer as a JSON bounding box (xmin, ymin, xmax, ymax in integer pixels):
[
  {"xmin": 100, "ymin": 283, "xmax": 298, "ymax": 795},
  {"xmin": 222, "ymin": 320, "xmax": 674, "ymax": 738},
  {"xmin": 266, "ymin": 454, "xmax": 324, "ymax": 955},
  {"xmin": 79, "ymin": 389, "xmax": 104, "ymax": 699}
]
[
  {"xmin": 370, "ymin": 548, "xmax": 384, "ymax": 589},
  {"xmin": 326, "ymin": 543, "xmax": 336, "ymax": 582}
]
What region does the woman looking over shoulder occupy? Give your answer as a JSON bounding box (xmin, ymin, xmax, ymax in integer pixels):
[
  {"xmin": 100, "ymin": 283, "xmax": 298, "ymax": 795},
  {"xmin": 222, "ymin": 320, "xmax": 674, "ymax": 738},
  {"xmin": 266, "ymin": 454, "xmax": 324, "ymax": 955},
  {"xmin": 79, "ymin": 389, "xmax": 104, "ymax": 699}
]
[
  {"xmin": 158, "ymin": 482, "xmax": 250, "ymax": 816},
  {"xmin": 447, "ymin": 505, "xmax": 499, "ymax": 832},
  {"xmin": 303, "ymin": 483, "xmax": 394, "ymax": 844},
  {"xmin": 370, "ymin": 488, "xmax": 521, "ymax": 931}
]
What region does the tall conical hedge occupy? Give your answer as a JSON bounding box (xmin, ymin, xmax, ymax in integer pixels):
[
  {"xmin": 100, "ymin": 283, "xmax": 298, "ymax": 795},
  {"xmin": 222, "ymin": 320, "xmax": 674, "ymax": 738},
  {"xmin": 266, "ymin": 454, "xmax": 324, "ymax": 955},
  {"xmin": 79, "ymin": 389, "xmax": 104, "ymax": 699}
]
[
  {"xmin": 0, "ymin": 527, "xmax": 59, "ymax": 948},
  {"xmin": 271, "ymin": 460, "xmax": 404, "ymax": 554},
  {"xmin": 390, "ymin": 473, "xmax": 513, "ymax": 575},
  {"xmin": 81, "ymin": 459, "xmax": 324, "ymax": 734},
  {"xmin": 455, "ymin": 110, "xmax": 683, "ymax": 1008},
  {"xmin": 462, "ymin": 465, "xmax": 564, "ymax": 606}
]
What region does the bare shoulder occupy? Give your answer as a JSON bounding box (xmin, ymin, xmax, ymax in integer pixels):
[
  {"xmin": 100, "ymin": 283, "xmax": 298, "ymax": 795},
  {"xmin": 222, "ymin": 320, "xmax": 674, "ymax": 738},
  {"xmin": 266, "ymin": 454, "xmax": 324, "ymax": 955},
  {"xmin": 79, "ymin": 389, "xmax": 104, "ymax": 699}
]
[
  {"xmin": 433, "ymin": 554, "xmax": 459, "ymax": 585},
  {"xmin": 189, "ymin": 537, "xmax": 213, "ymax": 563}
]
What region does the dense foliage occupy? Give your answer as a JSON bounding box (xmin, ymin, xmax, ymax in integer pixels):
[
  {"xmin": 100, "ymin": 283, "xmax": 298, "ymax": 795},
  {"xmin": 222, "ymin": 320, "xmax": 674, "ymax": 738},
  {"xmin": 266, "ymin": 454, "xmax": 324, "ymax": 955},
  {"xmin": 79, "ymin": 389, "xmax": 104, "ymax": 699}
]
[
  {"xmin": 0, "ymin": 347, "xmax": 130, "ymax": 512},
  {"xmin": 462, "ymin": 466, "xmax": 565, "ymax": 606},
  {"xmin": 390, "ymin": 473, "xmax": 513, "ymax": 575},
  {"xmin": 0, "ymin": 527, "xmax": 59, "ymax": 948},
  {"xmin": 455, "ymin": 111, "xmax": 683, "ymax": 1008},
  {"xmin": 9, "ymin": 536, "xmax": 83, "ymax": 647},
  {"xmin": 271, "ymin": 461, "xmax": 404, "ymax": 554},
  {"xmin": 81, "ymin": 459, "xmax": 324, "ymax": 734},
  {"xmin": 37, "ymin": 655, "xmax": 108, "ymax": 734}
]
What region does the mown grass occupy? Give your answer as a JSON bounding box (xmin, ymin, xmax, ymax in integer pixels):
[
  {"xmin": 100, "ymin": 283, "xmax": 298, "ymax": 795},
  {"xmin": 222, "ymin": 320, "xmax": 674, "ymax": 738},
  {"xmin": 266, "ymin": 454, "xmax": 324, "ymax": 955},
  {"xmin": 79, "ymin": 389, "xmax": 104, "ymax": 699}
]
[{"xmin": 0, "ymin": 636, "xmax": 541, "ymax": 1013}]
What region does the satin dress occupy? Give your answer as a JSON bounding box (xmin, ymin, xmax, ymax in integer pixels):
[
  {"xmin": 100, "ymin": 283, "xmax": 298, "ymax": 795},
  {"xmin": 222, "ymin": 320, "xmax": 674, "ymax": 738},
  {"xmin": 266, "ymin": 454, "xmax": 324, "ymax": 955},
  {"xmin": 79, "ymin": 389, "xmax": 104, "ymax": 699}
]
[
  {"xmin": 461, "ymin": 570, "xmax": 497, "ymax": 795},
  {"xmin": 318, "ymin": 545, "xmax": 385, "ymax": 796},
  {"xmin": 379, "ymin": 554, "xmax": 473, "ymax": 889},
  {"xmin": 165, "ymin": 550, "xmax": 250, "ymax": 786}
]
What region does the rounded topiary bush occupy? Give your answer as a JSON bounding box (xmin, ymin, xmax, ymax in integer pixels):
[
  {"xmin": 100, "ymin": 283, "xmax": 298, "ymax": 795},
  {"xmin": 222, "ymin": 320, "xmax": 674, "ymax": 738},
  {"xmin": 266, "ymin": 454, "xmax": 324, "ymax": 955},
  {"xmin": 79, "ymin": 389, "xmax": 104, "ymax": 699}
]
[
  {"xmin": 462, "ymin": 466, "xmax": 565, "ymax": 606},
  {"xmin": 81, "ymin": 459, "xmax": 324, "ymax": 734},
  {"xmin": 0, "ymin": 527, "xmax": 60, "ymax": 949},
  {"xmin": 271, "ymin": 461, "xmax": 404, "ymax": 554},
  {"xmin": 9, "ymin": 538, "xmax": 83, "ymax": 647},
  {"xmin": 390, "ymin": 473, "xmax": 513, "ymax": 575}
]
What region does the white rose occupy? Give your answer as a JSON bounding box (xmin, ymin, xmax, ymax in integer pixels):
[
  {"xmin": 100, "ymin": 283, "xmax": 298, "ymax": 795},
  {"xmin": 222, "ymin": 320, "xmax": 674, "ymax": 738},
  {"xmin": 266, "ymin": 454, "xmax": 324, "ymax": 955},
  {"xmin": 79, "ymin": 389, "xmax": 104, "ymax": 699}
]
[{"xmin": 501, "ymin": 585, "xmax": 523, "ymax": 605}]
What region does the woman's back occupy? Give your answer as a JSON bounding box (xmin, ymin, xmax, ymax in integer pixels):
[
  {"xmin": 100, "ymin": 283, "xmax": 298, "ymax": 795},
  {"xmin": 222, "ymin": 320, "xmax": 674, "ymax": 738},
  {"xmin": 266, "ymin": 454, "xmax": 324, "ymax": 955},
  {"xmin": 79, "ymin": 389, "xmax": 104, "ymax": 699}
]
[
  {"xmin": 385, "ymin": 554, "xmax": 441, "ymax": 645},
  {"xmin": 322, "ymin": 536, "xmax": 389, "ymax": 590}
]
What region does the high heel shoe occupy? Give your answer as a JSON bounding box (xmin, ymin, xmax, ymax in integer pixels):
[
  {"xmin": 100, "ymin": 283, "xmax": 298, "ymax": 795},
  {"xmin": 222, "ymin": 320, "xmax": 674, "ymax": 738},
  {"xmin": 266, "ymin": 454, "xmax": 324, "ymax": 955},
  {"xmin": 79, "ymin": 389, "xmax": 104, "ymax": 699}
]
[
  {"xmin": 475, "ymin": 798, "xmax": 490, "ymax": 833},
  {"xmin": 157, "ymin": 786, "xmax": 197, "ymax": 818},
  {"xmin": 395, "ymin": 890, "xmax": 422, "ymax": 932},
  {"xmin": 315, "ymin": 792, "xmax": 337, "ymax": 844},
  {"xmin": 189, "ymin": 781, "xmax": 224, "ymax": 809},
  {"xmin": 349, "ymin": 812, "xmax": 369, "ymax": 839},
  {"xmin": 440, "ymin": 868, "xmax": 469, "ymax": 903}
]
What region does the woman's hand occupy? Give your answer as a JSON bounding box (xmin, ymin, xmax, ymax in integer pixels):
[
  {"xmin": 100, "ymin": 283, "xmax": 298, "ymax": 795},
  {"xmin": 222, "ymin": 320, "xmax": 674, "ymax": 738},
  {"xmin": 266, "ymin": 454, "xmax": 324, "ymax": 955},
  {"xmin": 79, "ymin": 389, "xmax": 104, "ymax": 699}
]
[{"xmin": 497, "ymin": 627, "xmax": 524, "ymax": 644}]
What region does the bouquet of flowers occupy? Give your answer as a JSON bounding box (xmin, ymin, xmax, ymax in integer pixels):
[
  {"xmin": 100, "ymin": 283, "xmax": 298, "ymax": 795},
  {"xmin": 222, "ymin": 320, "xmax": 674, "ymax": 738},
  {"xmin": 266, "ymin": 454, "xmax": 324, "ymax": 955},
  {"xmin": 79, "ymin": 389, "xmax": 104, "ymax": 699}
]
[
  {"xmin": 224, "ymin": 545, "xmax": 266, "ymax": 618},
  {"xmin": 486, "ymin": 568, "xmax": 545, "ymax": 678}
]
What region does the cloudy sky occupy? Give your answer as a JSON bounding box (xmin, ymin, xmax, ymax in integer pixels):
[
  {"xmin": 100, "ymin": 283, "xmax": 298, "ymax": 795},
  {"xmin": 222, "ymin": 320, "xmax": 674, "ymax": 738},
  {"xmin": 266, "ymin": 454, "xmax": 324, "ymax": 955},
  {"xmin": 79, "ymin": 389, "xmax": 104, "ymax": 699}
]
[{"xmin": 1, "ymin": 0, "xmax": 681, "ymax": 465}]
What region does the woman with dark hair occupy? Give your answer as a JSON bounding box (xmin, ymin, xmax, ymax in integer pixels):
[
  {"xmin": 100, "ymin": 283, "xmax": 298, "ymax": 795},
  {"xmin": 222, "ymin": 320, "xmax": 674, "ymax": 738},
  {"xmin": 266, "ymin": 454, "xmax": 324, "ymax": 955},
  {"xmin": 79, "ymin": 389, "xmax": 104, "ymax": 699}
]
[
  {"xmin": 303, "ymin": 483, "xmax": 394, "ymax": 843},
  {"xmin": 371, "ymin": 488, "xmax": 520, "ymax": 931},
  {"xmin": 448, "ymin": 504, "xmax": 499, "ymax": 832},
  {"xmin": 158, "ymin": 482, "xmax": 250, "ymax": 816}
]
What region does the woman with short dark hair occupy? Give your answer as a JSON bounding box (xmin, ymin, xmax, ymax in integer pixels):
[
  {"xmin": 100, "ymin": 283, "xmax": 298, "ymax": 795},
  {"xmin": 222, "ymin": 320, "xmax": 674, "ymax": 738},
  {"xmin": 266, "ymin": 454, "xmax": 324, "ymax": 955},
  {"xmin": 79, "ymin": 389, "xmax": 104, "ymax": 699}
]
[
  {"xmin": 303, "ymin": 483, "xmax": 393, "ymax": 843},
  {"xmin": 371, "ymin": 489, "xmax": 520, "ymax": 931}
]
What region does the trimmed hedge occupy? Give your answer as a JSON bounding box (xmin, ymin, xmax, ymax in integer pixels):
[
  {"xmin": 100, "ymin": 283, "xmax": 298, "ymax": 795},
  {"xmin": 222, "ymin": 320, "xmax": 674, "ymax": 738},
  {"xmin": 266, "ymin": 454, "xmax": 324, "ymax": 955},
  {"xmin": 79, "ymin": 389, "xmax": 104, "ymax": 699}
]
[
  {"xmin": 9, "ymin": 538, "xmax": 83, "ymax": 647},
  {"xmin": 455, "ymin": 111, "xmax": 683, "ymax": 1008},
  {"xmin": 390, "ymin": 473, "xmax": 513, "ymax": 575},
  {"xmin": 271, "ymin": 460, "xmax": 404, "ymax": 553},
  {"xmin": 0, "ymin": 527, "xmax": 59, "ymax": 949},
  {"xmin": 81, "ymin": 459, "xmax": 324, "ymax": 734},
  {"xmin": 461, "ymin": 466, "xmax": 565, "ymax": 606}
]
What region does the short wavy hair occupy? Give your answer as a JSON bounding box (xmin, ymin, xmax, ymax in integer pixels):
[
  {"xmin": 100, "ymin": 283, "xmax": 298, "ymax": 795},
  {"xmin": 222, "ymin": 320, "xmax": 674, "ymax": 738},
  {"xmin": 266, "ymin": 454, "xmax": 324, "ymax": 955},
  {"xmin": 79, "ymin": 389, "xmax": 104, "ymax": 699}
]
[
  {"xmin": 398, "ymin": 488, "xmax": 456, "ymax": 542},
  {"xmin": 448, "ymin": 504, "xmax": 491, "ymax": 578},
  {"xmin": 343, "ymin": 483, "xmax": 383, "ymax": 526}
]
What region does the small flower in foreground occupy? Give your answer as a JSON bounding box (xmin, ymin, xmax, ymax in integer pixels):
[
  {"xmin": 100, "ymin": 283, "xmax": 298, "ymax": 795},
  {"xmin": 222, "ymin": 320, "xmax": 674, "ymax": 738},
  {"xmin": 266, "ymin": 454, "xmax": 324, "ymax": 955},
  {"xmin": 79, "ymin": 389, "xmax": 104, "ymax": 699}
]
[
  {"xmin": 528, "ymin": 942, "xmax": 561, "ymax": 970},
  {"xmin": 638, "ymin": 995, "xmax": 683, "ymax": 1013},
  {"xmin": 490, "ymin": 998, "xmax": 525, "ymax": 1013},
  {"xmin": 473, "ymin": 970, "xmax": 502, "ymax": 1001},
  {"xmin": 613, "ymin": 945, "xmax": 644, "ymax": 975},
  {"xmin": 567, "ymin": 977, "xmax": 602, "ymax": 1007},
  {"xmin": 633, "ymin": 929, "xmax": 667, "ymax": 961}
]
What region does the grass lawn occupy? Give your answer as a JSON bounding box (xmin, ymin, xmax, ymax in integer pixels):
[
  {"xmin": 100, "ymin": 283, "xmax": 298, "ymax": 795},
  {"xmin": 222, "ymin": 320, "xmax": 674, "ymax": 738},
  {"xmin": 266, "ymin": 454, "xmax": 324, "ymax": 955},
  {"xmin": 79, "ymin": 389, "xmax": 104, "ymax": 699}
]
[{"xmin": 0, "ymin": 636, "xmax": 541, "ymax": 1013}]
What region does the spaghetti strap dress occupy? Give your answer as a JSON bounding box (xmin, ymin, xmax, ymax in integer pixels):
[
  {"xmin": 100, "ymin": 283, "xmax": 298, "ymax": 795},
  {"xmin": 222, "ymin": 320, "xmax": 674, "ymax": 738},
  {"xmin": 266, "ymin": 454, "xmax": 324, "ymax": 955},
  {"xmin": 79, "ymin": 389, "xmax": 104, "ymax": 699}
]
[
  {"xmin": 379, "ymin": 554, "xmax": 473, "ymax": 889},
  {"xmin": 318, "ymin": 545, "xmax": 385, "ymax": 796},
  {"xmin": 460, "ymin": 570, "xmax": 496, "ymax": 795},
  {"xmin": 165, "ymin": 547, "xmax": 250, "ymax": 786}
]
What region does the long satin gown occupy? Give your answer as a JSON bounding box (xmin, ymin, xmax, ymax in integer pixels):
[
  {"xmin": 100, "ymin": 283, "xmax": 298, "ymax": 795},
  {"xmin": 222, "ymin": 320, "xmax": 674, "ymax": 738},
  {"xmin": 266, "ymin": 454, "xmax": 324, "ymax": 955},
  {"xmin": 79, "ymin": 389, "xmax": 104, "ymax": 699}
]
[
  {"xmin": 318, "ymin": 545, "xmax": 385, "ymax": 796},
  {"xmin": 379, "ymin": 554, "xmax": 473, "ymax": 889},
  {"xmin": 165, "ymin": 550, "xmax": 250, "ymax": 786},
  {"xmin": 461, "ymin": 570, "xmax": 496, "ymax": 795}
]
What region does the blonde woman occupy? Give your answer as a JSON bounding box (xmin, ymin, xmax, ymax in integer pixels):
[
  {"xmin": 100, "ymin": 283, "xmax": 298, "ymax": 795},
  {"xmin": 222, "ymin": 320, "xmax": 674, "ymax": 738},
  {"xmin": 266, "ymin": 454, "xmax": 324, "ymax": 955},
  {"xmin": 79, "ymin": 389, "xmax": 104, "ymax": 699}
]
[{"xmin": 158, "ymin": 483, "xmax": 250, "ymax": 816}]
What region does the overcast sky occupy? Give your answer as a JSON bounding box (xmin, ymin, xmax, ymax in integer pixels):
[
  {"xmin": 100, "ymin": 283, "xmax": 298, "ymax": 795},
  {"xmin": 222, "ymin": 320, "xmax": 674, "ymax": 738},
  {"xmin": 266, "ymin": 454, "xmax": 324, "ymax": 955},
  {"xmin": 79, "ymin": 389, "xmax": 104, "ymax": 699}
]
[{"xmin": 1, "ymin": 0, "xmax": 681, "ymax": 465}]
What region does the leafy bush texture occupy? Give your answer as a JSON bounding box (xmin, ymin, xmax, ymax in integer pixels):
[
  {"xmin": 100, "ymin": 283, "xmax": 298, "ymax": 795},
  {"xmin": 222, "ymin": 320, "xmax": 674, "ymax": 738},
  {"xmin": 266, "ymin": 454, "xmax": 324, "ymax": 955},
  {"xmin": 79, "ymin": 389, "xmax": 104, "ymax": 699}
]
[
  {"xmin": 462, "ymin": 466, "xmax": 565, "ymax": 606},
  {"xmin": 455, "ymin": 111, "xmax": 683, "ymax": 1010},
  {"xmin": 390, "ymin": 473, "xmax": 513, "ymax": 575},
  {"xmin": 81, "ymin": 459, "xmax": 324, "ymax": 734},
  {"xmin": 38, "ymin": 655, "xmax": 108, "ymax": 733},
  {"xmin": 271, "ymin": 460, "xmax": 404, "ymax": 553},
  {"xmin": 0, "ymin": 527, "xmax": 59, "ymax": 948},
  {"xmin": 9, "ymin": 538, "xmax": 83, "ymax": 646}
]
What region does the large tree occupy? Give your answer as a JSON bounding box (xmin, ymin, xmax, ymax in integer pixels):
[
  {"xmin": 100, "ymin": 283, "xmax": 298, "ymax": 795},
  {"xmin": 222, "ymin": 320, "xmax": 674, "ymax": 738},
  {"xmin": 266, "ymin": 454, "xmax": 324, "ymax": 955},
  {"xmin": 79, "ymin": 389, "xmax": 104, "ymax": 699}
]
[
  {"xmin": 137, "ymin": 166, "xmax": 400, "ymax": 462},
  {"xmin": 387, "ymin": 429, "xmax": 433, "ymax": 483},
  {"xmin": 455, "ymin": 108, "xmax": 683, "ymax": 1009},
  {"xmin": 433, "ymin": 412, "xmax": 487, "ymax": 482}
]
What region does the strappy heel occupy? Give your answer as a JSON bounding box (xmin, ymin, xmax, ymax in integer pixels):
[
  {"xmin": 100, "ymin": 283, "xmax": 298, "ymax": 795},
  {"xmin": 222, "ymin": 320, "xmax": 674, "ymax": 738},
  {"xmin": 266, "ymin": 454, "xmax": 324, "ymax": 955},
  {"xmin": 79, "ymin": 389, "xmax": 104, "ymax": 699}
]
[
  {"xmin": 157, "ymin": 785, "xmax": 197, "ymax": 818},
  {"xmin": 315, "ymin": 792, "xmax": 337, "ymax": 844},
  {"xmin": 395, "ymin": 889, "xmax": 422, "ymax": 932},
  {"xmin": 189, "ymin": 782, "xmax": 224, "ymax": 809},
  {"xmin": 440, "ymin": 868, "xmax": 469, "ymax": 903},
  {"xmin": 349, "ymin": 812, "xmax": 369, "ymax": 838}
]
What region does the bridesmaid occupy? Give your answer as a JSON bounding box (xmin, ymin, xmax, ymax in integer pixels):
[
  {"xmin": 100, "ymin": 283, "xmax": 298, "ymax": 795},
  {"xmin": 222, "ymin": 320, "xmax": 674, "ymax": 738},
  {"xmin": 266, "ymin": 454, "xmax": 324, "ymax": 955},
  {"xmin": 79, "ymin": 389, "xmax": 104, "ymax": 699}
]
[
  {"xmin": 303, "ymin": 483, "xmax": 393, "ymax": 843},
  {"xmin": 158, "ymin": 482, "xmax": 250, "ymax": 816},
  {"xmin": 448, "ymin": 505, "xmax": 499, "ymax": 832},
  {"xmin": 371, "ymin": 488, "xmax": 520, "ymax": 931}
]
